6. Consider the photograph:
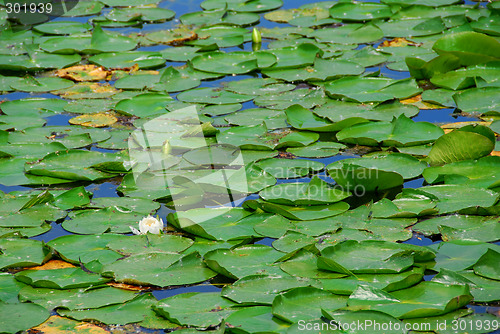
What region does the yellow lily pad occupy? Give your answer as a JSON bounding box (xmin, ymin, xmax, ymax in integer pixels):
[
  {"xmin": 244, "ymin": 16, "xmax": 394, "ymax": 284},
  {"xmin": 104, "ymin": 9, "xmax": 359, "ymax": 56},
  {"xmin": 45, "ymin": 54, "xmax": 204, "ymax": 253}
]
[
  {"xmin": 69, "ymin": 113, "xmax": 118, "ymax": 128},
  {"xmin": 27, "ymin": 260, "xmax": 76, "ymax": 271},
  {"xmin": 440, "ymin": 121, "xmax": 492, "ymax": 129},
  {"xmin": 31, "ymin": 316, "xmax": 110, "ymax": 334},
  {"xmin": 53, "ymin": 82, "xmax": 120, "ymax": 99},
  {"xmin": 380, "ymin": 37, "xmax": 421, "ymax": 47},
  {"xmin": 400, "ymin": 94, "xmax": 446, "ymax": 110},
  {"xmin": 55, "ymin": 65, "xmax": 110, "ymax": 82}
]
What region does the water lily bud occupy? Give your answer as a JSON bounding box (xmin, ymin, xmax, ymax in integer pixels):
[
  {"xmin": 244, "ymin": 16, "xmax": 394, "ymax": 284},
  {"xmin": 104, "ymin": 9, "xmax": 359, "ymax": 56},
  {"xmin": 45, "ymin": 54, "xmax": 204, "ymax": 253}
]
[
  {"xmin": 129, "ymin": 216, "xmax": 164, "ymax": 235},
  {"xmin": 162, "ymin": 139, "xmax": 172, "ymax": 155},
  {"xmin": 252, "ymin": 27, "xmax": 261, "ymax": 44}
]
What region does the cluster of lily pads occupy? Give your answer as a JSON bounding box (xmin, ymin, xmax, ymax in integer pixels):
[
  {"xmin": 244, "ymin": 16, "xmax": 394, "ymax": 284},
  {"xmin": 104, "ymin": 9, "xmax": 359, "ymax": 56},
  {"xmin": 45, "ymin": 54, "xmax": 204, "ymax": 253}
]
[{"xmin": 0, "ymin": 0, "xmax": 500, "ymax": 333}]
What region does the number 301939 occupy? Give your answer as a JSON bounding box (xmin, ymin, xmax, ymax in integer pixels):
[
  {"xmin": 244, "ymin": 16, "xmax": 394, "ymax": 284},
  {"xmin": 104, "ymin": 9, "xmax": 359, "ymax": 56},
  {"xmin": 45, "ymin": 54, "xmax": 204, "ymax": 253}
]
[{"xmin": 5, "ymin": 2, "xmax": 53, "ymax": 14}]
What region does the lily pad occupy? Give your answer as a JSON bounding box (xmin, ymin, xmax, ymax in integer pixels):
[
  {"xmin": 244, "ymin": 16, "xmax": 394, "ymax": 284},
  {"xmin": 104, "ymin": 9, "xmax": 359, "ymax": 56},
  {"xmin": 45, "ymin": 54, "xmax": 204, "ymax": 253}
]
[
  {"xmin": 428, "ymin": 125, "xmax": 496, "ymax": 165},
  {"xmin": 259, "ymin": 176, "xmax": 351, "ymax": 205},
  {"xmin": 69, "ymin": 113, "xmax": 117, "ymax": 128},
  {"xmin": 325, "ymin": 77, "xmax": 422, "ymax": 103},
  {"xmin": 329, "ymin": 2, "xmax": 392, "ymax": 21},
  {"xmin": 336, "ymin": 114, "xmax": 444, "ymax": 146},
  {"xmin": 0, "ymin": 301, "xmax": 49, "ymax": 334},
  {"xmin": 19, "ymin": 285, "xmax": 138, "ymax": 310},
  {"xmin": 48, "ymin": 234, "xmax": 124, "ymax": 265},
  {"xmin": 177, "ymin": 87, "xmax": 254, "ymax": 105},
  {"xmin": 0, "ymin": 238, "xmax": 52, "ymax": 270},
  {"xmin": 15, "ymin": 267, "xmax": 111, "ymax": 289},
  {"xmin": 10, "ymin": 76, "xmax": 73, "ymax": 93},
  {"xmin": 153, "ymin": 292, "xmax": 236, "ymax": 328},
  {"xmin": 222, "ymin": 275, "xmax": 318, "ymax": 305},
  {"xmin": 204, "ymin": 245, "xmax": 285, "ymax": 279},
  {"xmin": 102, "ymin": 252, "xmax": 216, "ymax": 287},
  {"xmin": 272, "ymin": 287, "xmax": 347, "ymax": 323},
  {"xmin": 256, "ymin": 158, "xmax": 324, "ymax": 179},
  {"xmin": 347, "ymin": 282, "xmax": 472, "ymax": 319}
]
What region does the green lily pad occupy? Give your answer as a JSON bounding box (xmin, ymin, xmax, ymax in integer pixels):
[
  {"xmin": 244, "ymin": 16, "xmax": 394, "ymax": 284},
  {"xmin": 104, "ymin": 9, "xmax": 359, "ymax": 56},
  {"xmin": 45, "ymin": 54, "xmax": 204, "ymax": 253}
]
[
  {"xmin": 413, "ymin": 215, "xmax": 500, "ymax": 243},
  {"xmin": 414, "ymin": 184, "xmax": 499, "ymax": 214},
  {"xmin": 33, "ymin": 21, "xmax": 91, "ymax": 35},
  {"xmin": 53, "ymin": 186, "xmax": 91, "ymax": 210},
  {"xmin": 191, "ymin": 51, "xmax": 276, "ymax": 74},
  {"xmin": 0, "ymin": 273, "xmax": 27, "ymax": 303},
  {"xmin": 280, "ymin": 250, "xmax": 346, "ymax": 279},
  {"xmin": 48, "ymin": 234, "xmax": 124, "ymax": 265},
  {"xmin": 430, "ymin": 62, "xmax": 500, "ymax": 90},
  {"xmin": 423, "ymin": 156, "xmax": 500, "ymax": 188},
  {"xmin": 0, "ymin": 98, "xmax": 66, "ymax": 117},
  {"xmin": 201, "ymin": 0, "xmax": 283, "ymax": 12},
  {"xmin": 259, "ymin": 176, "xmax": 351, "ymax": 205},
  {"xmin": 168, "ymin": 207, "xmax": 254, "ymax": 241},
  {"xmin": 222, "ymin": 275, "xmax": 319, "ymax": 305},
  {"xmin": 453, "ymin": 87, "xmax": 500, "ymax": 113},
  {"xmin": 89, "ymin": 51, "xmax": 165, "ymax": 69},
  {"xmin": 329, "ymin": 2, "xmax": 392, "ymax": 21},
  {"xmin": 320, "ymin": 266, "xmax": 425, "ymax": 295},
  {"xmin": 430, "ymin": 241, "xmax": 499, "ymax": 272},
  {"xmin": 15, "ymin": 267, "xmax": 111, "ymax": 289},
  {"xmin": 115, "ymin": 92, "xmax": 173, "ymax": 117},
  {"xmin": 428, "ymin": 125, "xmax": 496, "ymax": 165},
  {"xmin": 187, "ymin": 25, "xmax": 250, "ymax": 48},
  {"xmin": 10, "ymin": 76, "xmax": 73, "ymax": 93},
  {"xmin": 62, "ymin": 208, "xmax": 145, "ymax": 235},
  {"xmin": 204, "ymin": 245, "xmax": 285, "ymax": 279},
  {"xmin": 336, "ymin": 114, "xmax": 444, "ymax": 146},
  {"xmin": 40, "ymin": 26, "xmax": 137, "ymax": 54},
  {"xmin": 224, "ymin": 78, "xmax": 295, "ymax": 96},
  {"xmin": 0, "ymin": 203, "xmax": 66, "ymax": 228},
  {"xmin": 378, "ymin": 17, "xmax": 446, "ymax": 38},
  {"xmin": 458, "ymin": 270, "xmax": 500, "ymax": 302},
  {"xmin": 323, "ymin": 310, "xmax": 406, "ymax": 333},
  {"xmin": 177, "ymin": 87, "xmax": 254, "ymax": 105},
  {"xmin": 58, "ymin": 293, "xmax": 162, "ymax": 325},
  {"xmin": 105, "ymin": 7, "xmax": 175, "ymax": 23},
  {"xmin": 329, "ymin": 152, "xmax": 427, "ymax": 179},
  {"xmin": 0, "ymin": 52, "xmax": 81, "ymax": 71},
  {"xmin": 473, "ymin": 249, "xmax": 500, "ymax": 281},
  {"xmin": 19, "ymin": 285, "xmax": 138, "ymax": 310},
  {"xmin": 309, "ymin": 23, "xmax": 384, "ymax": 44},
  {"xmin": 246, "ymin": 199, "xmax": 350, "ymax": 221},
  {"xmin": 61, "ymin": 1, "xmax": 104, "ymax": 17},
  {"xmin": 105, "ymin": 234, "xmax": 193, "ymax": 256},
  {"xmin": 0, "ymin": 301, "xmax": 49, "ymax": 334},
  {"xmin": 151, "ymin": 67, "xmax": 201, "ymax": 92},
  {"xmin": 432, "ymin": 31, "xmax": 500, "ymax": 66},
  {"xmin": 273, "ymin": 287, "xmax": 347, "ymax": 323},
  {"xmin": 0, "ymin": 238, "xmax": 52, "ymax": 270},
  {"xmin": 225, "ymin": 306, "xmax": 290, "ymax": 333},
  {"xmin": 264, "ymin": 58, "xmax": 363, "ymax": 82},
  {"xmin": 102, "ymin": 252, "xmax": 216, "ymax": 287},
  {"xmin": 254, "ymin": 88, "xmax": 327, "ymax": 110},
  {"xmin": 347, "ymin": 282, "xmax": 472, "ymax": 319},
  {"xmin": 256, "ymin": 158, "xmax": 324, "ymax": 179},
  {"xmin": 325, "ymin": 77, "xmax": 422, "ymax": 103},
  {"xmin": 319, "ymin": 240, "xmax": 435, "ymax": 274},
  {"xmin": 224, "ymin": 108, "xmax": 287, "ymax": 129},
  {"xmin": 180, "ymin": 9, "xmax": 260, "ymax": 26},
  {"xmin": 287, "ymin": 142, "xmax": 346, "ymax": 158},
  {"xmin": 25, "ymin": 149, "xmax": 128, "ymax": 182},
  {"xmin": 154, "ymin": 292, "xmax": 236, "ymax": 328}
]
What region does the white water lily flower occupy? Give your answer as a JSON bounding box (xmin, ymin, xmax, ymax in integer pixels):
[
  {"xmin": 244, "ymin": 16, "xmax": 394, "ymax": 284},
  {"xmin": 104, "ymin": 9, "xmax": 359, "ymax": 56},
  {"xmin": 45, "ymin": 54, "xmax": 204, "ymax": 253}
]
[{"xmin": 129, "ymin": 216, "xmax": 164, "ymax": 235}]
